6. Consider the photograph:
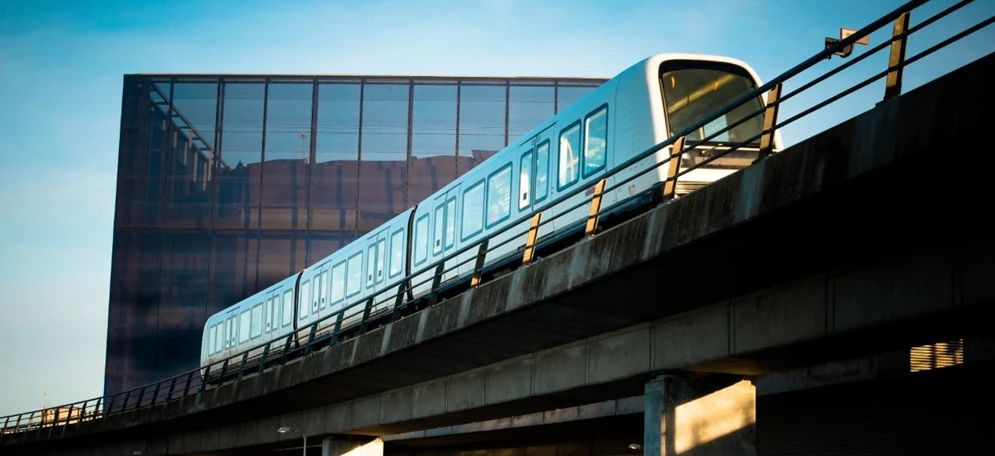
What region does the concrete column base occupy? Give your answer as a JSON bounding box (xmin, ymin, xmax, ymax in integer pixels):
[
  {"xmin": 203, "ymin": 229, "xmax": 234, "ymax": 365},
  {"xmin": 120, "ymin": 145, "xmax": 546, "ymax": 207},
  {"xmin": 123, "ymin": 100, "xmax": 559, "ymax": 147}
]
[
  {"xmin": 644, "ymin": 374, "xmax": 755, "ymax": 456},
  {"xmin": 322, "ymin": 437, "xmax": 383, "ymax": 456}
]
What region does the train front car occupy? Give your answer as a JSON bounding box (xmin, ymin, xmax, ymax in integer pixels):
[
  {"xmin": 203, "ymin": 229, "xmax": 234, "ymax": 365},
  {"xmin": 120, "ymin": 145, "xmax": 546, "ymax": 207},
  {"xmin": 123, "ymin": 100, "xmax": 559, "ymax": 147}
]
[{"xmin": 610, "ymin": 54, "xmax": 782, "ymax": 204}]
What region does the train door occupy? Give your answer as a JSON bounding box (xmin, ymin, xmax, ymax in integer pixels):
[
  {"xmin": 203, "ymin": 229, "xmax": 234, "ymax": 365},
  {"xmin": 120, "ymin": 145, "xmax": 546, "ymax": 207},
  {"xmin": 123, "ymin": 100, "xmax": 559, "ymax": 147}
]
[
  {"xmin": 532, "ymin": 125, "xmax": 554, "ymax": 212},
  {"xmin": 224, "ymin": 310, "xmax": 237, "ymax": 356},
  {"xmin": 363, "ymin": 228, "xmax": 388, "ymax": 295},
  {"xmin": 431, "ymin": 187, "xmax": 460, "ymax": 283},
  {"xmin": 264, "ymin": 289, "xmax": 278, "ymax": 336},
  {"xmin": 314, "ymin": 263, "xmax": 330, "ymax": 323}
]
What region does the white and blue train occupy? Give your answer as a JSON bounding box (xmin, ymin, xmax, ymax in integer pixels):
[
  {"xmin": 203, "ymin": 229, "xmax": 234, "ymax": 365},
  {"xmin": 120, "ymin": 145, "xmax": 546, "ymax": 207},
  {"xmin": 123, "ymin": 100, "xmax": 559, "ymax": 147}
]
[{"xmin": 199, "ymin": 53, "xmax": 784, "ymax": 376}]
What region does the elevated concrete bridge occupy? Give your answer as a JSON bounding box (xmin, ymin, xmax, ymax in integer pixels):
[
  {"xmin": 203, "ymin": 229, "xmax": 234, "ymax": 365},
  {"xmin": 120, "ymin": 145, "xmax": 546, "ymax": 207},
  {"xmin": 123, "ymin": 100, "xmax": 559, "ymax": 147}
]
[{"xmin": 5, "ymin": 45, "xmax": 995, "ymax": 456}]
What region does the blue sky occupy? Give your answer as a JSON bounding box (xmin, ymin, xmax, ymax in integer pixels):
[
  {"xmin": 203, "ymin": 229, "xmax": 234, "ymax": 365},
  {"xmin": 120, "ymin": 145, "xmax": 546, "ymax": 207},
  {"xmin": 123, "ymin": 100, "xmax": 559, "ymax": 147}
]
[{"xmin": 0, "ymin": 0, "xmax": 992, "ymax": 417}]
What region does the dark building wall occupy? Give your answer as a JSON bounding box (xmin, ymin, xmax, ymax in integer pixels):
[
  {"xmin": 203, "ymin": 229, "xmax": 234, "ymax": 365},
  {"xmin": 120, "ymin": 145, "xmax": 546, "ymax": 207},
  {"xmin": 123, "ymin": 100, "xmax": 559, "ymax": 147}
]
[{"xmin": 105, "ymin": 74, "xmax": 606, "ymax": 397}]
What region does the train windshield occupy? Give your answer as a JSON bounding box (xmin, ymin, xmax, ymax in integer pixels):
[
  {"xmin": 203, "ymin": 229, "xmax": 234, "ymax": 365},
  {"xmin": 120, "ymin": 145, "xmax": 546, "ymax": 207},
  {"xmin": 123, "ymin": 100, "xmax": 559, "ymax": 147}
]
[{"xmin": 660, "ymin": 61, "xmax": 765, "ymax": 146}]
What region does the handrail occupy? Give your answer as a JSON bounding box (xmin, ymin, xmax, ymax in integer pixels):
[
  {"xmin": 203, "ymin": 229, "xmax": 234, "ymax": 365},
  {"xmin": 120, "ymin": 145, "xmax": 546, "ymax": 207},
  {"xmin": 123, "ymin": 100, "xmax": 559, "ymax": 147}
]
[{"xmin": 3, "ymin": 0, "xmax": 993, "ymax": 440}]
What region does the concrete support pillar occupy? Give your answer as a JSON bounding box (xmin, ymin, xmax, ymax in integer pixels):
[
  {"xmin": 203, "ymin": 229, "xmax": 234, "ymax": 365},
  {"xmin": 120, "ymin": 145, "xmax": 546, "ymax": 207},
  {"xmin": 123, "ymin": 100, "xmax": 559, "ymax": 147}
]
[
  {"xmin": 643, "ymin": 374, "xmax": 756, "ymax": 456},
  {"xmin": 322, "ymin": 437, "xmax": 383, "ymax": 456}
]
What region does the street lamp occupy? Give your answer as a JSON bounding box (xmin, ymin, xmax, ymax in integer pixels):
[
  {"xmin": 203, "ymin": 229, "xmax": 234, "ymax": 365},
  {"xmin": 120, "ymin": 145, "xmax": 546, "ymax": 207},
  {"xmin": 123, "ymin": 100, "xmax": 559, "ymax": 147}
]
[{"xmin": 278, "ymin": 426, "xmax": 307, "ymax": 456}]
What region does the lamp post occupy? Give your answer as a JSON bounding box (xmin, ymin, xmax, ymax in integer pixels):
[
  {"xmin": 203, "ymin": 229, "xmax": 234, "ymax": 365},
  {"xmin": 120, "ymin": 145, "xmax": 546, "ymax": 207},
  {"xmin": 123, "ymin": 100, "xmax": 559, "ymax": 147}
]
[{"xmin": 278, "ymin": 426, "xmax": 307, "ymax": 456}]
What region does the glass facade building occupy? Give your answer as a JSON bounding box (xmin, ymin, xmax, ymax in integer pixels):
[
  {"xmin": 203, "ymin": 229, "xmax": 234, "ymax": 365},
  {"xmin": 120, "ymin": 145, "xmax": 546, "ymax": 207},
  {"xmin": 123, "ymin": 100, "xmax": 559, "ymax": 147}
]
[{"xmin": 106, "ymin": 74, "xmax": 606, "ymax": 397}]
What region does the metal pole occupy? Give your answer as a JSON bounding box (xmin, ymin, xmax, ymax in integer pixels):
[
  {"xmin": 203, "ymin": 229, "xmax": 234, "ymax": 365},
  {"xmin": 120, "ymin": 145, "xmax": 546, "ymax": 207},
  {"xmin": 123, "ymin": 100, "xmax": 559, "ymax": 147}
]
[{"xmin": 303, "ymin": 433, "xmax": 307, "ymax": 456}]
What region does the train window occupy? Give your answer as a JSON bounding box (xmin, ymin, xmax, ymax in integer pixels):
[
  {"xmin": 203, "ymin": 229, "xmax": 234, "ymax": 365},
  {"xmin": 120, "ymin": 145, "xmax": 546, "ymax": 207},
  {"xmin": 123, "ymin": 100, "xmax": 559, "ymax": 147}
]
[
  {"xmin": 321, "ymin": 270, "xmax": 330, "ymax": 309},
  {"xmin": 269, "ymin": 295, "xmax": 278, "ymax": 331},
  {"xmin": 251, "ymin": 303, "xmax": 263, "ymax": 339},
  {"xmin": 583, "ymin": 106, "xmax": 608, "ymax": 177},
  {"xmin": 389, "ymin": 229, "xmax": 403, "ymax": 277},
  {"xmin": 433, "ymin": 205, "xmax": 444, "ymax": 254},
  {"xmin": 239, "ymin": 309, "xmax": 250, "ymax": 344},
  {"xmin": 486, "ymin": 164, "xmax": 512, "ymax": 227},
  {"xmin": 558, "ymin": 123, "xmax": 580, "ymax": 189},
  {"xmin": 331, "ymin": 261, "xmax": 345, "ymax": 303},
  {"xmin": 367, "ymin": 243, "xmax": 377, "ymax": 287},
  {"xmin": 414, "ymin": 215, "xmax": 429, "ymax": 265},
  {"xmin": 462, "ymin": 180, "xmax": 484, "ymax": 240},
  {"xmin": 300, "ymin": 280, "xmax": 310, "ymax": 319},
  {"xmin": 226, "ymin": 318, "xmax": 233, "ymax": 348},
  {"xmin": 209, "ymin": 325, "xmax": 217, "ymax": 355},
  {"xmin": 347, "ymin": 251, "xmax": 363, "ymax": 297},
  {"xmin": 445, "ymin": 197, "xmax": 456, "ymax": 249},
  {"xmin": 216, "ymin": 323, "xmax": 224, "ymax": 353},
  {"xmin": 376, "ymin": 238, "xmax": 387, "ymax": 282},
  {"xmin": 535, "ymin": 141, "xmax": 549, "ymax": 202},
  {"xmin": 282, "ymin": 289, "xmax": 293, "ymax": 327},
  {"xmin": 520, "ymin": 150, "xmax": 533, "ymax": 210}
]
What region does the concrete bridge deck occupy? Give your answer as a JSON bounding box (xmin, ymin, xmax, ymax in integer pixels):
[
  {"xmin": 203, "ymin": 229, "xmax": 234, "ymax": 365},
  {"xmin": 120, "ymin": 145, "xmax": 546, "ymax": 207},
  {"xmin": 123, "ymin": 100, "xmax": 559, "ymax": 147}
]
[{"xmin": 5, "ymin": 49, "xmax": 995, "ymax": 456}]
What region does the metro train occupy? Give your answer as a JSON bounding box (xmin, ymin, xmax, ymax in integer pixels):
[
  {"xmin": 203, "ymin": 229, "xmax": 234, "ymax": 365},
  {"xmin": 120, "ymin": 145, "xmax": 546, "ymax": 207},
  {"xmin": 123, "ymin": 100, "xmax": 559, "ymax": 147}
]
[{"xmin": 199, "ymin": 53, "xmax": 784, "ymax": 377}]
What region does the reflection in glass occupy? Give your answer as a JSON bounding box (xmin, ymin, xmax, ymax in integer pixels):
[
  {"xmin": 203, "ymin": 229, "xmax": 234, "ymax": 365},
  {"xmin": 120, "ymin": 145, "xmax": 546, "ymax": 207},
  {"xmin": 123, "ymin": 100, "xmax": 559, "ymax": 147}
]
[
  {"xmin": 509, "ymin": 85, "xmax": 554, "ymax": 141},
  {"xmin": 106, "ymin": 74, "xmax": 606, "ymax": 398},
  {"xmin": 359, "ymin": 83, "xmax": 409, "ymax": 231},
  {"xmin": 216, "ymin": 83, "xmax": 265, "ymax": 230},
  {"xmin": 262, "ymin": 83, "xmax": 312, "ymax": 230},
  {"xmin": 458, "ymin": 84, "xmax": 505, "ymax": 175},
  {"xmin": 557, "ymin": 86, "xmax": 598, "ymax": 114},
  {"xmin": 314, "ymin": 83, "xmax": 361, "ymax": 234},
  {"xmin": 411, "ymin": 84, "xmax": 457, "ymax": 203}
]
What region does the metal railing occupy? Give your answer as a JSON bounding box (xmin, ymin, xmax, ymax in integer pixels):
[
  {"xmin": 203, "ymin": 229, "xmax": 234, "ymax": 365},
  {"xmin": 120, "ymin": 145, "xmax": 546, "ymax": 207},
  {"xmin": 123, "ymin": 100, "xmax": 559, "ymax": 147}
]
[{"xmin": 2, "ymin": 0, "xmax": 992, "ymax": 443}]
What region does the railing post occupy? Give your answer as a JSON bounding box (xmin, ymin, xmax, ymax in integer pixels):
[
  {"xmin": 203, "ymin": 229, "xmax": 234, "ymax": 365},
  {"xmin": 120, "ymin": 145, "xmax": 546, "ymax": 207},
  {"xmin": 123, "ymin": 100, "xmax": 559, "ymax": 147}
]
[
  {"xmin": 391, "ymin": 280, "xmax": 409, "ymax": 322},
  {"xmin": 427, "ymin": 263, "xmax": 445, "ymax": 306},
  {"xmin": 151, "ymin": 381, "xmax": 162, "ymax": 405},
  {"xmin": 359, "ymin": 297, "xmax": 376, "ymax": 333},
  {"xmin": 121, "ymin": 390, "xmax": 132, "ymax": 413},
  {"xmin": 257, "ymin": 342, "xmax": 271, "ymax": 375},
  {"xmin": 884, "ymin": 11, "xmax": 911, "ymax": 101},
  {"xmin": 331, "ymin": 311, "xmax": 345, "ymax": 345},
  {"xmin": 662, "ymin": 136, "xmax": 687, "ymax": 199},
  {"xmin": 92, "ymin": 398, "xmax": 102, "ymax": 421},
  {"xmin": 470, "ymin": 239, "xmax": 490, "ymax": 287},
  {"xmin": 197, "ymin": 367, "xmax": 208, "ymax": 393},
  {"xmin": 1, "ymin": 416, "xmax": 9, "ymax": 443},
  {"xmin": 166, "ymin": 377, "xmax": 177, "ymax": 401},
  {"xmin": 236, "ymin": 352, "xmax": 249, "ymax": 382},
  {"xmin": 522, "ymin": 212, "xmax": 543, "ymax": 265},
  {"xmin": 585, "ymin": 179, "xmax": 608, "ymax": 236},
  {"xmin": 281, "ymin": 333, "xmax": 295, "ymax": 364},
  {"xmin": 757, "ymin": 83, "xmax": 782, "ymax": 161},
  {"xmin": 304, "ymin": 323, "xmax": 319, "ymax": 356}
]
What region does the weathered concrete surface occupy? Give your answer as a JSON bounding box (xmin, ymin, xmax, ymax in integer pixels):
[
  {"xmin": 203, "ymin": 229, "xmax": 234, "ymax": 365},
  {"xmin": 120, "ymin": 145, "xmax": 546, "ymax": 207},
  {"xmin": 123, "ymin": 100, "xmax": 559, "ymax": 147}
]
[{"xmin": 5, "ymin": 50, "xmax": 995, "ymax": 456}]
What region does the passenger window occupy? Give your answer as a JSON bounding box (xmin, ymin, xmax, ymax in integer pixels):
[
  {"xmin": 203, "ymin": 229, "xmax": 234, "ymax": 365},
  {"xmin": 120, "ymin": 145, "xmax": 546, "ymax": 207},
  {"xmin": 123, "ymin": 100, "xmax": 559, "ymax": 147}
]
[
  {"xmin": 445, "ymin": 198, "xmax": 456, "ymax": 248},
  {"xmin": 520, "ymin": 151, "xmax": 533, "ymax": 209},
  {"xmin": 486, "ymin": 164, "xmax": 512, "ymax": 227},
  {"xmin": 226, "ymin": 318, "xmax": 233, "ymax": 348},
  {"xmin": 367, "ymin": 243, "xmax": 377, "ymax": 287},
  {"xmin": 299, "ymin": 280, "xmax": 310, "ymax": 319},
  {"xmin": 209, "ymin": 325, "xmax": 217, "ymax": 355},
  {"xmin": 216, "ymin": 323, "xmax": 224, "ymax": 353},
  {"xmin": 462, "ymin": 180, "xmax": 484, "ymax": 240},
  {"xmin": 376, "ymin": 238, "xmax": 386, "ymax": 281},
  {"xmin": 558, "ymin": 123, "xmax": 581, "ymax": 188},
  {"xmin": 239, "ymin": 309, "xmax": 250, "ymax": 343},
  {"xmin": 433, "ymin": 205, "xmax": 444, "ymax": 254},
  {"xmin": 584, "ymin": 107, "xmax": 608, "ymax": 176},
  {"xmin": 282, "ymin": 290, "xmax": 293, "ymax": 326},
  {"xmin": 535, "ymin": 141, "xmax": 549, "ymax": 202},
  {"xmin": 389, "ymin": 230, "xmax": 403, "ymax": 277},
  {"xmin": 331, "ymin": 261, "xmax": 345, "ymax": 303},
  {"xmin": 415, "ymin": 215, "xmax": 429, "ymax": 265},
  {"xmin": 347, "ymin": 252, "xmax": 363, "ymax": 297},
  {"xmin": 251, "ymin": 303, "xmax": 263, "ymax": 338}
]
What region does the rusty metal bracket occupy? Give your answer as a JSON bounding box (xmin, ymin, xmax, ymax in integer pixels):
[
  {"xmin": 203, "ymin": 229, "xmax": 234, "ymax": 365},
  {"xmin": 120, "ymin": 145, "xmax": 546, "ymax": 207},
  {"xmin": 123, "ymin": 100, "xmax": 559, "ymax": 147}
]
[
  {"xmin": 470, "ymin": 239, "xmax": 489, "ymax": 287},
  {"xmin": 884, "ymin": 12, "xmax": 910, "ymax": 101},
  {"xmin": 757, "ymin": 83, "xmax": 782, "ymax": 161},
  {"xmin": 585, "ymin": 179, "xmax": 608, "ymax": 236},
  {"xmin": 522, "ymin": 212, "xmax": 542, "ymax": 265},
  {"xmin": 662, "ymin": 136, "xmax": 686, "ymax": 200}
]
